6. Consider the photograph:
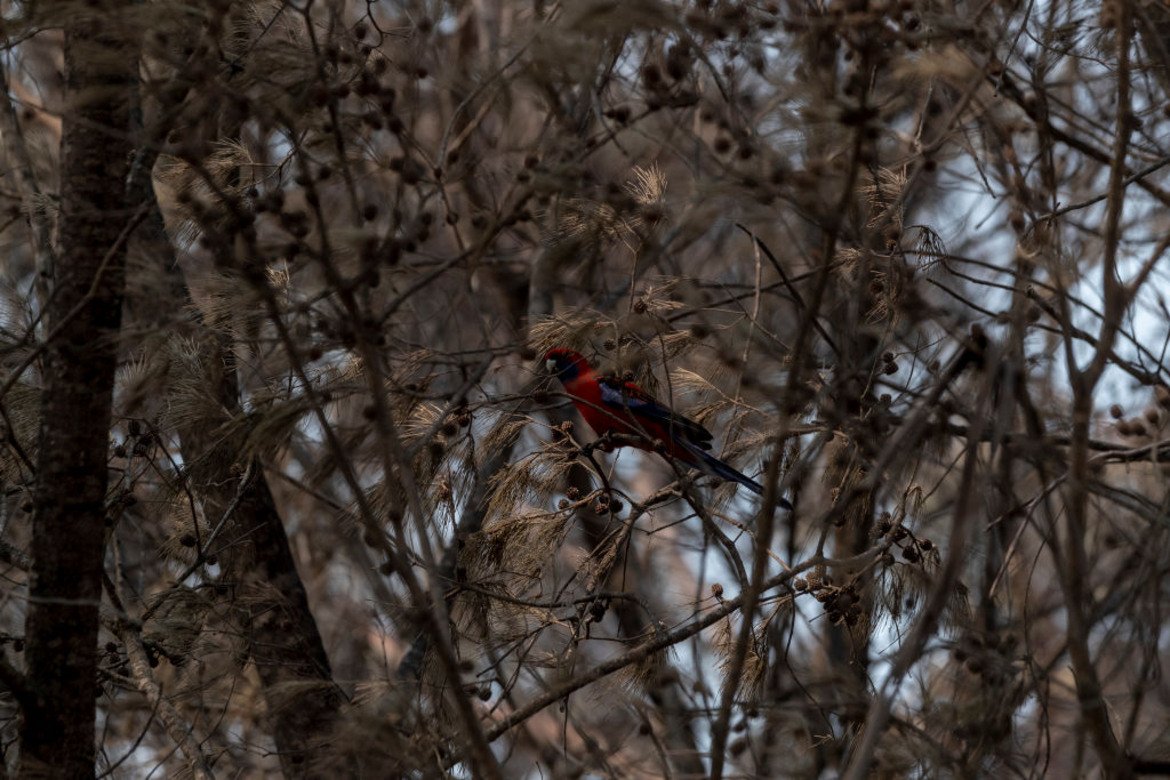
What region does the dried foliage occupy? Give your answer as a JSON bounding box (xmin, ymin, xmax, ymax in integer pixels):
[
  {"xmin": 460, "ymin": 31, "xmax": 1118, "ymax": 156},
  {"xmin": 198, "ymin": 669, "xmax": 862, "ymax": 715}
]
[{"xmin": 0, "ymin": 0, "xmax": 1169, "ymax": 776}]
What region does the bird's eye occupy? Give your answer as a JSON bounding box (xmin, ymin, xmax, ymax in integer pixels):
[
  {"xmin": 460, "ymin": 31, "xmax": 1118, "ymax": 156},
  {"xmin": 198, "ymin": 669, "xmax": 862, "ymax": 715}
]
[{"xmin": 545, "ymin": 358, "xmax": 558, "ymax": 374}]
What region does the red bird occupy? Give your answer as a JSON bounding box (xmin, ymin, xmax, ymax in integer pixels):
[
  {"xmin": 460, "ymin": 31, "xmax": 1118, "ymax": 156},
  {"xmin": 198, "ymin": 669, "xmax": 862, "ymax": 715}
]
[{"xmin": 543, "ymin": 348, "xmax": 791, "ymax": 509}]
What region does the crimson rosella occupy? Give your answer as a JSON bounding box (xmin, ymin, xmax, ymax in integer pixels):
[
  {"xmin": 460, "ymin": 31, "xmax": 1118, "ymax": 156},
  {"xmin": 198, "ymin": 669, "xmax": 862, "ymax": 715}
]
[{"xmin": 544, "ymin": 348, "xmax": 791, "ymax": 509}]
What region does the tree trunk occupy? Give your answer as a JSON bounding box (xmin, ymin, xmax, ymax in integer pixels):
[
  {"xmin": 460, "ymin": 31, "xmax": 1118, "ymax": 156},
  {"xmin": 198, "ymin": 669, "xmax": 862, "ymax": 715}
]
[
  {"xmin": 173, "ymin": 332, "xmax": 343, "ymax": 778},
  {"xmin": 120, "ymin": 44, "xmax": 346, "ymax": 767},
  {"xmin": 20, "ymin": 6, "xmax": 135, "ymax": 776}
]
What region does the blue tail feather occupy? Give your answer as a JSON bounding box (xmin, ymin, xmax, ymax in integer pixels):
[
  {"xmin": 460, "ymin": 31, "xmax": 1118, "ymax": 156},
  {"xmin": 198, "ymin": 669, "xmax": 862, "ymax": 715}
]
[{"xmin": 686, "ymin": 444, "xmax": 793, "ymax": 510}]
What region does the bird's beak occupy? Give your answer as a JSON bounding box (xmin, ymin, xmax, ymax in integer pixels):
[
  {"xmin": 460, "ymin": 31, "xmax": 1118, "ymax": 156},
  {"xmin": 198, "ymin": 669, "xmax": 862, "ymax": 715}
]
[{"xmin": 544, "ymin": 358, "xmax": 557, "ymax": 374}]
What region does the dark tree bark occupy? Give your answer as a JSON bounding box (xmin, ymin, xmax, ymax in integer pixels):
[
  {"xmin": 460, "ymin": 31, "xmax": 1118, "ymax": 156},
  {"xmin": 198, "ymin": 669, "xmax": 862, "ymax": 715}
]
[
  {"xmin": 224, "ymin": 463, "xmax": 345, "ymax": 775},
  {"xmin": 19, "ymin": 6, "xmax": 135, "ymax": 776},
  {"xmin": 174, "ymin": 332, "xmax": 343, "ymax": 778},
  {"xmin": 130, "ymin": 193, "xmax": 344, "ymax": 774},
  {"xmin": 121, "ymin": 38, "xmax": 345, "ymax": 767}
]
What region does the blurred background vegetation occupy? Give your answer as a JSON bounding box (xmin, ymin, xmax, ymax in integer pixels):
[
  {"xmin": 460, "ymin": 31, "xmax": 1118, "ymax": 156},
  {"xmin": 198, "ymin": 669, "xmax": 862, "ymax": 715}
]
[{"xmin": 2, "ymin": 0, "xmax": 1170, "ymax": 776}]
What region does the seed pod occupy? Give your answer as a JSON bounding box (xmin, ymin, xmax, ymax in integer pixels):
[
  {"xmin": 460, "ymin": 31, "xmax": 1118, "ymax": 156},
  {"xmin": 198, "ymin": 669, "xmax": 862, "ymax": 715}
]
[{"xmin": 1157, "ymin": 385, "xmax": 1170, "ymax": 410}]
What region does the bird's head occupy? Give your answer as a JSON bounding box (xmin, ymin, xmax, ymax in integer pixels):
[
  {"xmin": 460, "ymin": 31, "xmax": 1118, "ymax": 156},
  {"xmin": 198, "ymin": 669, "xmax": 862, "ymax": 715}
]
[{"xmin": 543, "ymin": 348, "xmax": 589, "ymax": 383}]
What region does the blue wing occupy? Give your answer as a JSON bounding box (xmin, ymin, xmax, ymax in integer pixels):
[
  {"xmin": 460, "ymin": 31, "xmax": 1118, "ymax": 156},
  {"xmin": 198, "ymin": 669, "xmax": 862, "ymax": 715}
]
[
  {"xmin": 596, "ymin": 378, "xmax": 793, "ymax": 509},
  {"xmin": 597, "ymin": 376, "xmax": 713, "ymax": 449}
]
